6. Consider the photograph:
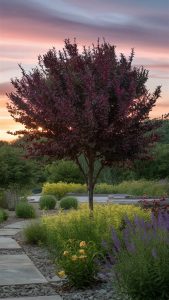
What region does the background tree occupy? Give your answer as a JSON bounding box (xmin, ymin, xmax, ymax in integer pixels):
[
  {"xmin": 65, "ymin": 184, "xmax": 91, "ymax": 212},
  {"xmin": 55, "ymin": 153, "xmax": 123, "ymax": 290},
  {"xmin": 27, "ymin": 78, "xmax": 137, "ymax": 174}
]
[
  {"xmin": 45, "ymin": 160, "xmax": 85, "ymax": 184},
  {"xmin": 7, "ymin": 39, "xmax": 161, "ymax": 211}
]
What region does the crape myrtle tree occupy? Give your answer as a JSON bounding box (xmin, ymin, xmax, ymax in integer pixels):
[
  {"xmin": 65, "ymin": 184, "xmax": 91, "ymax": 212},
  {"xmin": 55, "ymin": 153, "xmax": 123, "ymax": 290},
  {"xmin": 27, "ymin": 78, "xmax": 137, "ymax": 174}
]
[{"xmin": 7, "ymin": 39, "xmax": 161, "ymax": 211}]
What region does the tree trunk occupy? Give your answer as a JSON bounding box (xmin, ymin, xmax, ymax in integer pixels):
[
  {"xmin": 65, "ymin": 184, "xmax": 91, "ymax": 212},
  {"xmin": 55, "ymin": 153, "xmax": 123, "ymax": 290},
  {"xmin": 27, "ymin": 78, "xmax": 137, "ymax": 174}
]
[{"xmin": 88, "ymin": 159, "xmax": 94, "ymax": 213}]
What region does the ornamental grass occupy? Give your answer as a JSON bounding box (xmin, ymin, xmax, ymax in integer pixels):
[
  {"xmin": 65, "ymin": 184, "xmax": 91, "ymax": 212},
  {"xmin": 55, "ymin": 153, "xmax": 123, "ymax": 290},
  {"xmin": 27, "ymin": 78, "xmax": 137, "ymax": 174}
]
[{"xmin": 41, "ymin": 204, "xmax": 150, "ymax": 256}]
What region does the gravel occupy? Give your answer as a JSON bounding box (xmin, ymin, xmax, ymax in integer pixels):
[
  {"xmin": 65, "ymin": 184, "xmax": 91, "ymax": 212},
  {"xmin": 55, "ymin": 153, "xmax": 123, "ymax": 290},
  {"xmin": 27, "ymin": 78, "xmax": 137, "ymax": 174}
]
[
  {"xmin": 0, "ymin": 283, "xmax": 56, "ymax": 298},
  {"xmin": 0, "ymin": 248, "xmax": 24, "ymax": 255}
]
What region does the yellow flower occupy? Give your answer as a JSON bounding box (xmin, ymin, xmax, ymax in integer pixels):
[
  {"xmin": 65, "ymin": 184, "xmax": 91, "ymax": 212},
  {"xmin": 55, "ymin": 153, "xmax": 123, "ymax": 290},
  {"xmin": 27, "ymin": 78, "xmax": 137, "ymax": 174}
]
[
  {"xmin": 71, "ymin": 255, "xmax": 78, "ymax": 261},
  {"xmin": 79, "ymin": 249, "xmax": 85, "ymax": 255},
  {"xmin": 79, "ymin": 255, "xmax": 87, "ymax": 260},
  {"xmin": 79, "ymin": 241, "xmax": 87, "ymax": 247},
  {"xmin": 58, "ymin": 270, "xmax": 66, "ymax": 278},
  {"xmin": 63, "ymin": 251, "xmax": 69, "ymax": 256}
]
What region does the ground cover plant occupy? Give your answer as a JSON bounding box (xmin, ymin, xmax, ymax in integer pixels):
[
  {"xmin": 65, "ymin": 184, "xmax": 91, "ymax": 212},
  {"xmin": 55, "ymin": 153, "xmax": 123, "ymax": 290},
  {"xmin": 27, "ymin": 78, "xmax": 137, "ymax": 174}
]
[
  {"xmin": 39, "ymin": 195, "xmax": 56, "ymax": 210},
  {"xmin": 15, "ymin": 201, "xmax": 36, "ymax": 218},
  {"xmin": 41, "ymin": 204, "xmax": 150, "ymax": 256},
  {"xmin": 109, "ymin": 212, "xmax": 169, "ymax": 300}
]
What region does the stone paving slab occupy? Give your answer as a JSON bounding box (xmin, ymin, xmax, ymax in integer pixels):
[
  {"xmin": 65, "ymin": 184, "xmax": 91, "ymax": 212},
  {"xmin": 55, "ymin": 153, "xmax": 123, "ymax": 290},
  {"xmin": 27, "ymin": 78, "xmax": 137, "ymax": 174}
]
[
  {"xmin": 0, "ymin": 254, "xmax": 47, "ymax": 285},
  {"xmin": 0, "ymin": 237, "xmax": 21, "ymax": 249},
  {"xmin": 0, "ymin": 228, "xmax": 21, "ymax": 236},
  {"xmin": 5, "ymin": 221, "xmax": 31, "ymax": 229},
  {"xmin": 0, "ymin": 296, "xmax": 62, "ymax": 300}
]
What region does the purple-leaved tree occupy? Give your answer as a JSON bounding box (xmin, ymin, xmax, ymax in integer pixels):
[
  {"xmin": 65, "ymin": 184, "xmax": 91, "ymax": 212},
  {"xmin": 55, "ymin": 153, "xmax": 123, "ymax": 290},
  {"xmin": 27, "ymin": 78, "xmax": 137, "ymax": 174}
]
[{"xmin": 7, "ymin": 39, "xmax": 161, "ymax": 211}]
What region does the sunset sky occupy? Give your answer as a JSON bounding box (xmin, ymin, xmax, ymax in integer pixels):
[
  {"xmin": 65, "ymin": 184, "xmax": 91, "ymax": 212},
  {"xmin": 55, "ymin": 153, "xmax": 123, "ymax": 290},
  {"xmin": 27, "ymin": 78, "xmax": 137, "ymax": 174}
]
[{"xmin": 0, "ymin": 0, "xmax": 169, "ymax": 141}]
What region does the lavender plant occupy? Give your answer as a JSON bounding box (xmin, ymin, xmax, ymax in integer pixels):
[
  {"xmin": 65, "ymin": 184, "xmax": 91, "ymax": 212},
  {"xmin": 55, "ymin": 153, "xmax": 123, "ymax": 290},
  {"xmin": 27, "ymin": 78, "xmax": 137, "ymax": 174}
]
[{"xmin": 110, "ymin": 213, "xmax": 169, "ymax": 300}]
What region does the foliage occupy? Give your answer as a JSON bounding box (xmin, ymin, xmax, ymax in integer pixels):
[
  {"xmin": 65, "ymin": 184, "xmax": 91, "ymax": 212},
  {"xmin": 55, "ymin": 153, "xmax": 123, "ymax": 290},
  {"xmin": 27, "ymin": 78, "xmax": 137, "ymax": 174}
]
[
  {"xmin": 0, "ymin": 209, "xmax": 8, "ymax": 223},
  {"xmin": 110, "ymin": 180, "xmax": 169, "ymax": 197},
  {"xmin": 0, "ymin": 144, "xmax": 34, "ymax": 189},
  {"xmin": 0, "ymin": 189, "xmax": 8, "ymax": 208},
  {"xmin": 45, "ymin": 160, "xmax": 85, "ymax": 184},
  {"xmin": 139, "ymin": 197, "xmax": 169, "ymax": 217},
  {"xmin": 58, "ymin": 239, "xmax": 99, "ymax": 287},
  {"xmin": 15, "ymin": 201, "xmax": 36, "ymax": 218},
  {"xmin": 8, "ymin": 39, "xmax": 161, "ymax": 210},
  {"xmin": 134, "ymin": 143, "xmax": 169, "ymax": 180},
  {"xmin": 156, "ymin": 119, "xmax": 169, "ymax": 144},
  {"xmin": 39, "ymin": 195, "xmax": 56, "ymax": 210},
  {"xmin": 23, "ymin": 221, "xmax": 47, "ymax": 244},
  {"xmin": 60, "ymin": 196, "xmax": 78, "ymax": 210},
  {"xmin": 41, "ymin": 204, "xmax": 150, "ymax": 256},
  {"xmin": 111, "ymin": 213, "xmax": 169, "ymax": 300},
  {"xmin": 43, "ymin": 180, "xmax": 169, "ymax": 197},
  {"xmin": 42, "ymin": 182, "xmax": 86, "ymax": 199}
]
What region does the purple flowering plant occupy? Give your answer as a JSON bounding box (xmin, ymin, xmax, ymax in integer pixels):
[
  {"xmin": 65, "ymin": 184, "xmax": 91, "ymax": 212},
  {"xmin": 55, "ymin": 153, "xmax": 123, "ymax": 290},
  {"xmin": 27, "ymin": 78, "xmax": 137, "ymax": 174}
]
[{"xmin": 107, "ymin": 212, "xmax": 169, "ymax": 300}]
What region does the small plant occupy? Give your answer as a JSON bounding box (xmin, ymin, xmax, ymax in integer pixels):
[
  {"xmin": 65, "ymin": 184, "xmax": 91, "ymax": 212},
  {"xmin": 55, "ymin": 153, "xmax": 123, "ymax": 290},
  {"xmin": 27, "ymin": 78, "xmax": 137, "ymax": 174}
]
[
  {"xmin": 0, "ymin": 209, "xmax": 8, "ymax": 223},
  {"xmin": 109, "ymin": 213, "xmax": 169, "ymax": 300},
  {"xmin": 60, "ymin": 196, "xmax": 78, "ymax": 210},
  {"xmin": 139, "ymin": 197, "xmax": 169, "ymax": 217},
  {"xmin": 15, "ymin": 201, "xmax": 36, "ymax": 218},
  {"xmin": 39, "ymin": 195, "xmax": 56, "ymax": 210},
  {"xmin": 23, "ymin": 221, "xmax": 47, "ymax": 244},
  {"xmin": 58, "ymin": 239, "xmax": 99, "ymax": 287}
]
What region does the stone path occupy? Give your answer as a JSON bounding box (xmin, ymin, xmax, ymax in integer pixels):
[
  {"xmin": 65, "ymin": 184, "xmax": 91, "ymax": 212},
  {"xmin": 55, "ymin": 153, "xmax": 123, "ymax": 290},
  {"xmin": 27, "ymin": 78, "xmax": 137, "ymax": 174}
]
[
  {"xmin": 0, "ymin": 297, "xmax": 62, "ymax": 300},
  {"xmin": 0, "ymin": 220, "xmax": 62, "ymax": 299}
]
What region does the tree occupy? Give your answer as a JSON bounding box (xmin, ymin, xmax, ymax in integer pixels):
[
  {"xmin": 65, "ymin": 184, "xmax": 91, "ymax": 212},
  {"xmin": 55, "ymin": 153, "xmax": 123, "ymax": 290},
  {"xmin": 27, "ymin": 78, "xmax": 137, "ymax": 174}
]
[
  {"xmin": 0, "ymin": 144, "xmax": 35, "ymax": 188},
  {"xmin": 7, "ymin": 39, "xmax": 161, "ymax": 211},
  {"xmin": 45, "ymin": 160, "xmax": 85, "ymax": 184}
]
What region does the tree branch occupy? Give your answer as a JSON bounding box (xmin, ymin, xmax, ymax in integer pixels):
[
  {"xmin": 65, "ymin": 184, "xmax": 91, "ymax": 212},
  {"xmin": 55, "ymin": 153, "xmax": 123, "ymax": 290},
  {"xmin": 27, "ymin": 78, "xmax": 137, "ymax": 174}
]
[{"xmin": 93, "ymin": 164, "xmax": 104, "ymax": 186}]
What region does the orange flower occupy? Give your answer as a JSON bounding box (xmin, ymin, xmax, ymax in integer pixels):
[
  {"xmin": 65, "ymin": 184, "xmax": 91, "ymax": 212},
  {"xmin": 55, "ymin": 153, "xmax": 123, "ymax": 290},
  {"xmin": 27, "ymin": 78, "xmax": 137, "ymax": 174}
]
[
  {"xmin": 58, "ymin": 270, "xmax": 66, "ymax": 278},
  {"xmin": 79, "ymin": 255, "xmax": 87, "ymax": 260},
  {"xmin": 71, "ymin": 255, "xmax": 78, "ymax": 261},
  {"xmin": 79, "ymin": 249, "xmax": 85, "ymax": 254},
  {"xmin": 63, "ymin": 251, "xmax": 69, "ymax": 256},
  {"xmin": 79, "ymin": 241, "xmax": 87, "ymax": 247}
]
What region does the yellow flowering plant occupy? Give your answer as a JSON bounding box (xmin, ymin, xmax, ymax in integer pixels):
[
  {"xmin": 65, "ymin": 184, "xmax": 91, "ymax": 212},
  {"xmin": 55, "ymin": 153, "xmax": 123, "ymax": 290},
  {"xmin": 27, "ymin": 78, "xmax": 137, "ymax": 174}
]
[{"xmin": 58, "ymin": 239, "xmax": 100, "ymax": 287}]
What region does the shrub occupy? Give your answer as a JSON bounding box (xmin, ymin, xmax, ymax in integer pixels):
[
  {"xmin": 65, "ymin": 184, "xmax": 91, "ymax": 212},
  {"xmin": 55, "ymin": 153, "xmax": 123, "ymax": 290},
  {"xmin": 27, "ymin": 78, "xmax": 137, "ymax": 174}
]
[
  {"xmin": 60, "ymin": 196, "xmax": 78, "ymax": 210},
  {"xmin": 42, "ymin": 182, "xmax": 86, "ymax": 199},
  {"xmin": 42, "ymin": 204, "xmax": 150, "ymax": 256},
  {"xmin": 43, "ymin": 180, "xmax": 169, "ymax": 198},
  {"xmin": 0, "ymin": 209, "xmax": 8, "ymax": 223},
  {"xmin": 39, "ymin": 195, "xmax": 56, "ymax": 210},
  {"xmin": 94, "ymin": 183, "xmax": 117, "ymax": 194},
  {"xmin": 23, "ymin": 221, "xmax": 47, "ymax": 244},
  {"xmin": 15, "ymin": 201, "xmax": 36, "ymax": 218},
  {"xmin": 0, "ymin": 190, "xmax": 8, "ymax": 209},
  {"xmin": 58, "ymin": 239, "xmax": 99, "ymax": 287},
  {"xmin": 110, "ymin": 213, "xmax": 169, "ymax": 300}
]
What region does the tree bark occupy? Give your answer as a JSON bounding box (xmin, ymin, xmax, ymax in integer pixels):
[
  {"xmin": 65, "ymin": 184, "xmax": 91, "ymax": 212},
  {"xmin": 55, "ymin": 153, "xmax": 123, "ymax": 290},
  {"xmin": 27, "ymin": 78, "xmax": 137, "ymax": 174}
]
[{"xmin": 88, "ymin": 158, "xmax": 94, "ymax": 212}]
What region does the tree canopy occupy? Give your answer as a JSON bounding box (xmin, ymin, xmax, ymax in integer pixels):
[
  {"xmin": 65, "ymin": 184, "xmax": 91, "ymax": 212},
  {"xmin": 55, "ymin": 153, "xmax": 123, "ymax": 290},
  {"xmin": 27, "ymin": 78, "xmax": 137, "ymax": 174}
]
[{"xmin": 7, "ymin": 39, "xmax": 161, "ymax": 210}]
